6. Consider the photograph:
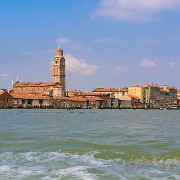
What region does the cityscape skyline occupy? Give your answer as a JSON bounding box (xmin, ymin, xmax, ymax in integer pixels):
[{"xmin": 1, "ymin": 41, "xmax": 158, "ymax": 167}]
[{"xmin": 1, "ymin": 0, "xmax": 180, "ymax": 91}]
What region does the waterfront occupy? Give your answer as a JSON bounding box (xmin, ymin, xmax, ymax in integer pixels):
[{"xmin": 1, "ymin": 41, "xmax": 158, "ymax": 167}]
[{"xmin": 0, "ymin": 109, "xmax": 180, "ymax": 179}]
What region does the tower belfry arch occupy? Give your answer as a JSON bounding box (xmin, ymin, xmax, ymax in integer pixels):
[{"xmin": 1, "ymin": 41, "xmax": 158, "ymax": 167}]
[{"xmin": 52, "ymin": 47, "xmax": 66, "ymax": 95}]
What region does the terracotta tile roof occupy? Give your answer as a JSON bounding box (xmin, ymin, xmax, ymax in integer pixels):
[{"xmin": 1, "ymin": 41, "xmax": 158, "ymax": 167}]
[
  {"xmin": 13, "ymin": 81, "xmax": 59, "ymax": 87},
  {"xmin": 143, "ymin": 84, "xmax": 159, "ymax": 88},
  {"xmin": 68, "ymin": 96, "xmax": 103, "ymax": 102},
  {"xmin": 67, "ymin": 89, "xmax": 82, "ymax": 93},
  {"xmin": 0, "ymin": 91, "xmax": 5, "ymax": 95},
  {"xmin": 0, "ymin": 90, "xmax": 11, "ymax": 96},
  {"xmin": 160, "ymin": 88, "xmax": 170, "ymax": 92},
  {"xmin": 92, "ymin": 87, "xmax": 126, "ymax": 92},
  {"xmin": 86, "ymin": 96, "xmax": 103, "ymax": 101},
  {"xmin": 79, "ymin": 92, "xmax": 106, "ymax": 96},
  {"xmin": 53, "ymin": 97, "xmax": 70, "ymax": 100},
  {"xmin": 127, "ymin": 94, "xmax": 140, "ymax": 99},
  {"xmin": 129, "ymin": 85, "xmax": 142, "ymax": 88},
  {"xmin": 10, "ymin": 92, "xmax": 51, "ymax": 100},
  {"xmin": 166, "ymin": 86, "xmax": 176, "ymax": 89}
]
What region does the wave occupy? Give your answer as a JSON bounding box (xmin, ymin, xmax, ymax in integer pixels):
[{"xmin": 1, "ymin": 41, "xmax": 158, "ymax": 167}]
[{"xmin": 0, "ymin": 150, "xmax": 180, "ymax": 179}]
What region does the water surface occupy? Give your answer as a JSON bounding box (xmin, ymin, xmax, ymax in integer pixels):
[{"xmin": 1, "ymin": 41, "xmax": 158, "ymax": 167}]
[{"xmin": 0, "ymin": 109, "xmax": 180, "ymax": 179}]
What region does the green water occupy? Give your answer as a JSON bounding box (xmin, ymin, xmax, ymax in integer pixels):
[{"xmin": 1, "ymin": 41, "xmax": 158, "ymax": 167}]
[{"xmin": 0, "ymin": 109, "xmax": 180, "ymax": 179}]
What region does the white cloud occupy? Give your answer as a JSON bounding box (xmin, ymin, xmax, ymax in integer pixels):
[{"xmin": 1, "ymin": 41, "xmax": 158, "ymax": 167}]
[
  {"xmin": 21, "ymin": 50, "xmax": 53, "ymax": 55},
  {"xmin": 64, "ymin": 53, "xmax": 97, "ymax": 76},
  {"xmin": 95, "ymin": 37, "xmax": 117, "ymax": 44},
  {"xmin": 0, "ymin": 74, "xmax": 10, "ymax": 81},
  {"xmin": 56, "ymin": 37, "xmax": 82, "ymax": 50},
  {"xmin": 92, "ymin": 0, "xmax": 180, "ymax": 21},
  {"xmin": 1, "ymin": 74, "xmax": 9, "ymax": 78},
  {"xmin": 114, "ymin": 66, "xmax": 129, "ymax": 76},
  {"xmin": 56, "ymin": 37, "xmax": 71, "ymax": 44},
  {"xmin": 137, "ymin": 37, "xmax": 156, "ymax": 44},
  {"xmin": 169, "ymin": 62, "xmax": 175, "ymax": 67},
  {"xmin": 139, "ymin": 58, "xmax": 156, "ymax": 67}
]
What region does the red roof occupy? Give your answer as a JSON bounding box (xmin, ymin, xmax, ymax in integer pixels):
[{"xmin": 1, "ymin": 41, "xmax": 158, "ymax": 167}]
[
  {"xmin": 10, "ymin": 92, "xmax": 50, "ymax": 100},
  {"xmin": 92, "ymin": 87, "xmax": 127, "ymax": 92}
]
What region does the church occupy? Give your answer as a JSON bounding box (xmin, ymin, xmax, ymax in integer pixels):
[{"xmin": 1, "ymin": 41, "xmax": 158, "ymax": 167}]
[{"xmin": 12, "ymin": 47, "xmax": 66, "ymax": 97}]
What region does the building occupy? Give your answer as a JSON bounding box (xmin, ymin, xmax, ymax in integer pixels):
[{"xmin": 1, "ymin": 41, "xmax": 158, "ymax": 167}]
[
  {"xmin": 52, "ymin": 47, "xmax": 66, "ymax": 95},
  {"xmin": 128, "ymin": 85, "xmax": 143, "ymax": 101},
  {"xmin": 10, "ymin": 92, "xmax": 52, "ymax": 108},
  {"xmin": 129, "ymin": 84, "xmax": 177, "ymax": 108},
  {"xmin": 159, "ymin": 85, "xmax": 177, "ymax": 108},
  {"xmin": 9, "ymin": 47, "xmax": 67, "ymax": 108},
  {"xmin": 177, "ymin": 91, "xmax": 180, "ymax": 109},
  {"xmin": 53, "ymin": 96, "xmax": 104, "ymax": 109},
  {"xmin": 142, "ymin": 84, "xmax": 177, "ymax": 108},
  {"xmin": 92, "ymin": 87, "xmax": 128, "ymax": 98},
  {"xmin": 66, "ymin": 89, "xmax": 82, "ymax": 97},
  {"xmin": 142, "ymin": 84, "xmax": 160, "ymax": 105},
  {"xmin": 0, "ymin": 90, "xmax": 13, "ymax": 108},
  {"xmin": 11, "ymin": 81, "xmax": 63, "ymax": 108},
  {"xmin": 11, "ymin": 47, "xmax": 66, "ymax": 98},
  {"xmin": 13, "ymin": 81, "xmax": 63, "ymax": 97}
]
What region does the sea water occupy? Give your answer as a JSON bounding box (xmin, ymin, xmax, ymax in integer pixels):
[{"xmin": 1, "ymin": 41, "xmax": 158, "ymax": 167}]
[{"xmin": 0, "ymin": 109, "xmax": 180, "ymax": 180}]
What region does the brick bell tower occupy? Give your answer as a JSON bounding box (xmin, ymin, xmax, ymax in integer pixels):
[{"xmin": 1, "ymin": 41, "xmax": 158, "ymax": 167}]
[{"xmin": 53, "ymin": 46, "xmax": 66, "ymax": 95}]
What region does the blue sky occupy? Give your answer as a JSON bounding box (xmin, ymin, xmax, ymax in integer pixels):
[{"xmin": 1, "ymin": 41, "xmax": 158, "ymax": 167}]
[{"xmin": 0, "ymin": 0, "xmax": 180, "ymax": 91}]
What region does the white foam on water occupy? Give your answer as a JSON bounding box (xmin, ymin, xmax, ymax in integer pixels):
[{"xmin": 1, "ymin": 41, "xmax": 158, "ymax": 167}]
[
  {"xmin": 20, "ymin": 169, "xmax": 33, "ymax": 175},
  {"xmin": 159, "ymin": 158, "xmax": 180, "ymax": 166},
  {"xmin": 58, "ymin": 166, "xmax": 97, "ymax": 180},
  {"xmin": 18, "ymin": 165, "xmax": 45, "ymax": 174},
  {"xmin": 0, "ymin": 165, "xmax": 12, "ymax": 172},
  {"xmin": 0, "ymin": 151, "xmax": 180, "ymax": 179}
]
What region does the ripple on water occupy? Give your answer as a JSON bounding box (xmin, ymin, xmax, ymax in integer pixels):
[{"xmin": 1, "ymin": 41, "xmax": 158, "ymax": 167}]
[{"xmin": 0, "ymin": 150, "xmax": 180, "ymax": 179}]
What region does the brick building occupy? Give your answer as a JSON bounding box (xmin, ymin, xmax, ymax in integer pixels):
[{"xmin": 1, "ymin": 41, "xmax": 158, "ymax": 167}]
[{"xmin": 0, "ymin": 90, "xmax": 13, "ymax": 108}]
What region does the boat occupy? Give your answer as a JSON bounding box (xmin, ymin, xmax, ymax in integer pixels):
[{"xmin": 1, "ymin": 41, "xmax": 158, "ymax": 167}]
[{"xmin": 160, "ymin": 108, "xmax": 167, "ymax": 110}]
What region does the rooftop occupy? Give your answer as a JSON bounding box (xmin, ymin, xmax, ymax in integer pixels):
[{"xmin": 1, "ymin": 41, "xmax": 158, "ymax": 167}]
[{"xmin": 13, "ymin": 82, "xmax": 60, "ymax": 87}]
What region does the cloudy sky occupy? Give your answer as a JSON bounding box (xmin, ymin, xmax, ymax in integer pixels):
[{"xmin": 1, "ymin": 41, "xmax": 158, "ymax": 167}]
[{"xmin": 0, "ymin": 0, "xmax": 180, "ymax": 91}]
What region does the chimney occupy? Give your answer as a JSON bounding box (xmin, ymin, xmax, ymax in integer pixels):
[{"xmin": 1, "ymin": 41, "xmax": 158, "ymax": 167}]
[{"xmin": 164, "ymin": 85, "xmax": 167, "ymax": 91}]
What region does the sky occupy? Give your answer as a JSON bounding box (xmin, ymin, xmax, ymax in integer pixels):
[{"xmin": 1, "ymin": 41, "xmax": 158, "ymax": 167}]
[{"xmin": 0, "ymin": 0, "xmax": 180, "ymax": 92}]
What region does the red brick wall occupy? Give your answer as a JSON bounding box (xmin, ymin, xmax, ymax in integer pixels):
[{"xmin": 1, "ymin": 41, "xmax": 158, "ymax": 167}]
[{"xmin": 0, "ymin": 92, "xmax": 13, "ymax": 107}]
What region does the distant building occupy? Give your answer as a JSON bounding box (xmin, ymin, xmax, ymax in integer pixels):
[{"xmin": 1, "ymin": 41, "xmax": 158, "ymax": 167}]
[
  {"xmin": 11, "ymin": 81, "xmax": 63, "ymax": 108},
  {"xmin": 11, "ymin": 47, "xmax": 66, "ymax": 97},
  {"xmin": 52, "ymin": 47, "xmax": 66, "ymax": 95},
  {"xmin": 66, "ymin": 89, "xmax": 82, "ymax": 97},
  {"xmin": 13, "ymin": 82, "xmax": 63, "ymax": 97},
  {"xmin": 128, "ymin": 84, "xmax": 177, "ymax": 108},
  {"xmin": 0, "ymin": 90, "xmax": 13, "ymax": 108},
  {"xmin": 159, "ymin": 85, "xmax": 177, "ymax": 108},
  {"xmin": 92, "ymin": 87, "xmax": 128, "ymax": 98},
  {"xmin": 128, "ymin": 85, "xmax": 143, "ymax": 101},
  {"xmin": 9, "ymin": 47, "xmax": 67, "ymax": 108},
  {"xmin": 142, "ymin": 84, "xmax": 160, "ymax": 105},
  {"xmin": 10, "ymin": 92, "xmax": 52, "ymax": 108}
]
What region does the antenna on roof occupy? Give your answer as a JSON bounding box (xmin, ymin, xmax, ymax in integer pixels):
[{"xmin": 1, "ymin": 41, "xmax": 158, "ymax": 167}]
[
  {"xmin": 11, "ymin": 79, "xmax": 13, "ymax": 90},
  {"xmin": 16, "ymin": 76, "xmax": 18, "ymax": 82}
]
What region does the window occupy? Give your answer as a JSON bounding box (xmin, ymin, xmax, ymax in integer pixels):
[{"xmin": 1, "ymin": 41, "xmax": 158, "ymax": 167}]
[
  {"xmin": 3, "ymin": 98, "xmax": 8, "ymax": 102},
  {"xmin": 39, "ymin": 100, "xmax": 43, "ymax": 105},
  {"xmin": 28, "ymin": 100, "xmax": 32, "ymax": 105}
]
